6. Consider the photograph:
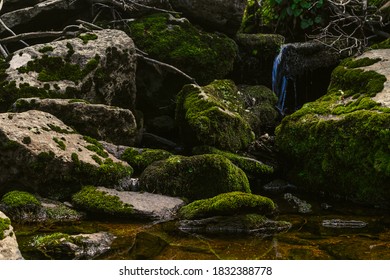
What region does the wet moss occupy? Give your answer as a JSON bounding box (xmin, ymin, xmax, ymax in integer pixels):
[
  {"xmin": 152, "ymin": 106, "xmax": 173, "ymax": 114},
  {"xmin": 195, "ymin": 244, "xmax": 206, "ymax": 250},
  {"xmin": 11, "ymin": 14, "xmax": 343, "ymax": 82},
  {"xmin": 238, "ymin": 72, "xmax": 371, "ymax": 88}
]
[
  {"xmin": 0, "ymin": 218, "xmax": 11, "ymax": 240},
  {"xmin": 128, "ymin": 13, "xmax": 238, "ymax": 84},
  {"xmin": 179, "ymin": 191, "xmax": 276, "ymax": 220},
  {"xmin": 139, "ymin": 154, "xmax": 251, "ymax": 201},
  {"xmin": 176, "ymin": 80, "xmax": 255, "ymax": 152},
  {"xmin": 192, "ymin": 145, "xmax": 274, "ymax": 178},
  {"xmin": 71, "ymin": 186, "xmax": 133, "ymax": 216},
  {"xmin": 121, "ymin": 147, "xmax": 172, "ymax": 174}
]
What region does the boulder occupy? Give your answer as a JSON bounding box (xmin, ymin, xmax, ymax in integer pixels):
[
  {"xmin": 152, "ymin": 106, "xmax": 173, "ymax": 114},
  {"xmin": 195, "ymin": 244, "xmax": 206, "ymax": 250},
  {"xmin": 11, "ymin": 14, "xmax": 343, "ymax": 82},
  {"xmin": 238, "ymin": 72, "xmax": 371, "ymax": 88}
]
[
  {"xmin": 72, "ymin": 186, "xmax": 185, "ymax": 221},
  {"xmin": 175, "ymin": 80, "xmax": 255, "ymax": 152},
  {"xmin": 1, "ymin": 29, "xmax": 137, "ymax": 112},
  {"xmin": 32, "ymin": 231, "xmax": 115, "ymax": 260},
  {"xmin": 179, "ymin": 214, "xmax": 291, "ymax": 235},
  {"xmin": 0, "ymin": 211, "xmax": 24, "ymax": 260},
  {"xmin": 0, "ymin": 110, "xmax": 133, "ymax": 199},
  {"xmin": 128, "ymin": 13, "xmax": 238, "ymax": 85},
  {"xmin": 12, "ymin": 98, "xmax": 138, "ymax": 146},
  {"xmin": 128, "ymin": 231, "xmax": 168, "ymax": 260},
  {"xmin": 139, "ymin": 154, "xmax": 251, "ymax": 201},
  {"xmin": 178, "ymin": 191, "xmax": 276, "ymax": 220},
  {"xmin": 275, "ymin": 48, "xmax": 390, "ymax": 207},
  {"xmin": 170, "ymin": 0, "xmax": 247, "ymax": 35}
]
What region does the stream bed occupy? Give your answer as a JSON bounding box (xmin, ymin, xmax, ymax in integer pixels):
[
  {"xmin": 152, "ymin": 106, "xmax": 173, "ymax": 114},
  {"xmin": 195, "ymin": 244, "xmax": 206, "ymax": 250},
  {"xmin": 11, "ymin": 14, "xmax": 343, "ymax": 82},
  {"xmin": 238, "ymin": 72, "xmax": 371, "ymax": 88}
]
[{"xmin": 13, "ymin": 191, "xmax": 390, "ymax": 260}]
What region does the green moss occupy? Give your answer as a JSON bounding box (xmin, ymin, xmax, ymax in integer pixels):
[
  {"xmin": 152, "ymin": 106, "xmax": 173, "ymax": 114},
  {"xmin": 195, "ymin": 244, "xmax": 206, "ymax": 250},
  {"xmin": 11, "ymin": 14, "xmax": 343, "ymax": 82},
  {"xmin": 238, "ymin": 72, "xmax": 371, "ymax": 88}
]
[
  {"xmin": 139, "ymin": 154, "xmax": 251, "ymax": 201},
  {"xmin": 121, "ymin": 147, "xmax": 172, "ymax": 174},
  {"xmin": 17, "ymin": 54, "xmax": 100, "ymax": 83},
  {"xmin": 47, "ymin": 123, "xmax": 74, "ymax": 134},
  {"xmin": 176, "ymin": 80, "xmax": 255, "ymax": 152},
  {"xmin": 1, "ymin": 190, "xmax": 40, "ymax": 208},
  {"xmin": 38, "ymin": 46, "xmax": 54, "ymax": 53},
  {"xmin": 192, "ymin": 145, "xmax": 274, "ymax": 178},
  {"xmin": 371, "ymin": 38, "xmax": 390, "ymax": 49},
  {"xmin": 341, "ymin": 57, "xmax": 382, "ymax": 68},
  {"xmin": 128, "ymin": 13, "xmax": 238, "ymax": 84},
  {"xmin": 22, "ymin": 136, "xmax": 32, "ymax": 145},
  {"xmin": 53, "ymin": 137, "xmax": 66, "ymax": 150},
  {"xmin": 83, "ymin": 136, "xmax": 108, "ymax": 158},
  {"xmin": 78, "ymin": 33, "xmax": 98, "ymax": 44},
  {"xmin": 91, "ymin": 154, "xmax": 103, "ymax": 165},
  {"xmin": 0, "ymin": 218, "xmax": 11, "ymax": 240},
  {"xmin": 72, "ymin": 186, "xmax": 133, "ymax": 216},
  {"xmin": 179, "ymin": 191, "xmax": 276, "ymax": 220}
]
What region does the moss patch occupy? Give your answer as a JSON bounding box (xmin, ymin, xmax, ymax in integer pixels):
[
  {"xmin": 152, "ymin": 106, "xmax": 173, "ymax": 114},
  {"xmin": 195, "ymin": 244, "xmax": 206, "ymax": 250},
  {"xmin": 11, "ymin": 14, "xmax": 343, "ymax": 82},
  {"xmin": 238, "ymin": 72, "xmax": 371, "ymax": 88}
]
[
  {"xmin": 72, "ymin": 186, "xmax": 133, "ymax": 216},
  {"xmin": 121, "ymin": 147, "xmax": 172, "ymax": 174},
  {"xmin": 78, "ymin": 33, "xmax": 98, "ymax": 44},
  {"xmin": 128, "ymin": 13, "xmax": 238, "ymax": 84},
  {"xmin": 176, "ymin": 80, "xmax": 255, "ymax": 152},
  {"xmin": 139, "ymin": 154, "xmax": 251, "ymax": 201},
  {"xmin": 0, "ymin": 218, "xmax": 11, "ymax": 240},
  {"xmin": 179, "ymin": 191, "xmax": 276, "ymax": 220},
  {"xmin": 1, "ymin": 190, "xmax": 40, "ymax": 208},
  {"xmin": 192, "ymin": 145, "xmax": 274, "ymax": 178}
]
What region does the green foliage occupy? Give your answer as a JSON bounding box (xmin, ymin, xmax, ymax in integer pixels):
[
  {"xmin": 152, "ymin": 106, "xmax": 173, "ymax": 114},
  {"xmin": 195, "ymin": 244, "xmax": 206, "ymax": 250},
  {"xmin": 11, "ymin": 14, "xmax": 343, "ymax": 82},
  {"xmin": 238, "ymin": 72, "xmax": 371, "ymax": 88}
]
[
  {"xmin": 1, "ymin": 190, "xmax": 41, "ymax": 208},
  {"xmin": 179, "ymin": 191, "xmax": 276, "ymax": 220},
  {"xmin": 0, "ymin": 218, "xmax": 11, "ymax": 240},
  {"xmin": 72, "ymin": 186, "xmax": 133, "ymax": 216},
  {"xmin": 121, "ymin": 147, "xmax": 172, "ymax": 174}
]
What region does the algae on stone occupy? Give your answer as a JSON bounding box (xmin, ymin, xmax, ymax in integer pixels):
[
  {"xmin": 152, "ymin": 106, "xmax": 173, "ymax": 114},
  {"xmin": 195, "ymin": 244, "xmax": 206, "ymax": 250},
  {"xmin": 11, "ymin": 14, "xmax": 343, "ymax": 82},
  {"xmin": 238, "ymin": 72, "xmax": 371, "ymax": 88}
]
[{"xmin": 139, "ymin": 154, "xmax": 251, "ymax": 201}]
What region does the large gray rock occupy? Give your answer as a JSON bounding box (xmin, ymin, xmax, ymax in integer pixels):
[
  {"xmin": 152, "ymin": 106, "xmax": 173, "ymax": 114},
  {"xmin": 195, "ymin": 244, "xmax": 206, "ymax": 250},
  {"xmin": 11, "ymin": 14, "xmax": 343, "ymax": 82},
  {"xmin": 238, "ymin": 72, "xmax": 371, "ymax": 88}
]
[
  {"xmin": 3, "ymin": 29, "xmax": 136, "ymax": 111},
  {"xmin": 12, "ymin": 98, "xmax": 139, "ymax": 146},
  {"xmin": 0, "ymin": 211, "xmax": 24, "ymax": 260},
  {"xmin": 0, "ymin": 110, "xmax": 133, "ymax": 199},
  {"xmin": 170, "ymin": 0, "xmax": 247, "ymax": 34}
]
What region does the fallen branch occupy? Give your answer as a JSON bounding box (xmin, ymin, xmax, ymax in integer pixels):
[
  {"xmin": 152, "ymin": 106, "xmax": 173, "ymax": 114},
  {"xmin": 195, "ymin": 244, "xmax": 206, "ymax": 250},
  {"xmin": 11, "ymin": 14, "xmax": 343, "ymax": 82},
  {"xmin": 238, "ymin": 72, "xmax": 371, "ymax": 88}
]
[{"xmin": 136, "ymin": 54, "xmax": 198, "ymax": 85}]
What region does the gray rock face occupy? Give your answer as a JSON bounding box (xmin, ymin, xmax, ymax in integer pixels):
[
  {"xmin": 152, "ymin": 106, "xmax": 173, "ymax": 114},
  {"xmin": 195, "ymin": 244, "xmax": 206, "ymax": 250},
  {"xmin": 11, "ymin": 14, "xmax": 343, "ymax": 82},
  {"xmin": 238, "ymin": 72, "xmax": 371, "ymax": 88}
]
[
  {"xmin": 171, "ymin": 0, "xmax": 247, "ymax": 34},
  {"xmin": 0, "ymin": 211, "xmax": 24, "ymax": 260},
  {"xmin": 0, "ymin": 110, "xmax": 132, "ymax": 199},
  {"xmin": 96, "ymin": 187, "xmax": 186, "ymax": 221},
  {"xmin": 12, "ymin": 98, "xmax": 139, "ymax": 146},
  {"xmin": 5, "ymin": 29, "xmax": 137, "ymax": 110}
]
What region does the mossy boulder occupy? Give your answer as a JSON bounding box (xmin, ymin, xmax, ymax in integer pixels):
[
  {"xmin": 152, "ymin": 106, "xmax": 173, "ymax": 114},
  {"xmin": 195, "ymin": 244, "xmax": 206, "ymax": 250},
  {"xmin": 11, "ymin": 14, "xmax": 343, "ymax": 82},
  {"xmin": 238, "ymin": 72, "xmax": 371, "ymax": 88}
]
[
  {"xmin": 179, "ymin": 191, "xmax": 276, "ymax": 220},
  {"xmin": 0, "ymin": 191, "xmax": 41, "ymax": 220},
  {"xmin": 275, "ymin": 49, "xmax": 390, "ymax": 207},
  {"xmin": 175, "ymin": 80, "xmax": 255, "ymax": 152},
  {"xmin": 0, "ymin": 211, "xmax": 23, "ymax": 260},
  {"xmin": 192, "ymin": 145, "xmax": 274, "ymax": 180},
  {"xmin": 72, "ymin": 186, "xmax": 133, "ymax": 217},
  {"xmin": 128, "ymin": 13, "xmax": 238, "ymax": 85},
  {"xmin": 121, "ymin": 147, "xmax": 172, "ymax": 174},
  {"xmin": 0, "ymin": 29, "xmax": 137, "ymax": 112},
  {"xmin": 139, "ymin": 154, "xmax": 251, "ymax": 201},
  {"xmin": 12, "ymin": 98, "xmax": 138, "ymax": 146},
  {"xmin": 0, "ymin": 110, "xmax": 133, "ymax": 199}
]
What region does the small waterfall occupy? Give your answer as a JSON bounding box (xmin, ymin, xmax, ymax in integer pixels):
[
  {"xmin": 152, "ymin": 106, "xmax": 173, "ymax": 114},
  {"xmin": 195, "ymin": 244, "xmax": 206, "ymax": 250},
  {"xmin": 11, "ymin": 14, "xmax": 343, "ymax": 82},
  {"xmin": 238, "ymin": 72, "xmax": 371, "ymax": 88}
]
[{"xmin": 272, "ymin": 45, "xmax": 289, "ymax": 114}]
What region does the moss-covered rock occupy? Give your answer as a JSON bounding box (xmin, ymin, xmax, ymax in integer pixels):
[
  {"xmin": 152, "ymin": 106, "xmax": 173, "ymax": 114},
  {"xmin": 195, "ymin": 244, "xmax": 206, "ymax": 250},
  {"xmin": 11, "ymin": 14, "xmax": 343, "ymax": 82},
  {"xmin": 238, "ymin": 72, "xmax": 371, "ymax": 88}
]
[
  {"xmin": 179, "ymin": 191, "xmax": 276, "ymax": 220},
  {"xmin": 72, "ymin": 186, "xmax": 133, "ymax": 217},
  {"xmin": 175, "ymin": 80, "xmax": 255, "ymax": 152},
  {"xmin": 275, "ymin": 49, "xmax": 390, "ymax": 207},
  {"xmin": 121, "ymin": 147, "xmax": 172, "ymax": 174},
  {"xmin": 192, "ymin": 145, "xmax": 274, "ymax": 179},
  {"xmin": 0, "ymin": 217, "xmax": 11, "ymax": 240},
  {"xmin": 128, "ymin": 13, "xmax": 238, "ymax": 85},
  {"xmin": 139, "ymin": 154, "xmax": 251, "ymax": 201}
]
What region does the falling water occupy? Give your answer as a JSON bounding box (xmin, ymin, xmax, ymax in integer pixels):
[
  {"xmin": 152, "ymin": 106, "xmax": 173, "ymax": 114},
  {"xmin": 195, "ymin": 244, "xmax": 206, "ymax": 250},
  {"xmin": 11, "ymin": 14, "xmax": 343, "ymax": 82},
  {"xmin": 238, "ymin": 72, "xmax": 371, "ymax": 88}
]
[{"xmin": 272, "ymin": 45, "xmax": 289, "ymax": 114}]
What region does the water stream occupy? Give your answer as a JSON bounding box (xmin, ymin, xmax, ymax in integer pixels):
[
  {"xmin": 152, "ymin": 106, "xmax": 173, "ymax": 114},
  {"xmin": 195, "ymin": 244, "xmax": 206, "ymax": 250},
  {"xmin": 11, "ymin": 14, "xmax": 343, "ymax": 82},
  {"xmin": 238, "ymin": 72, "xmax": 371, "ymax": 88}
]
[{"xmin": 13, "ymin": 191, "xmax": 390, "ymax": 260}]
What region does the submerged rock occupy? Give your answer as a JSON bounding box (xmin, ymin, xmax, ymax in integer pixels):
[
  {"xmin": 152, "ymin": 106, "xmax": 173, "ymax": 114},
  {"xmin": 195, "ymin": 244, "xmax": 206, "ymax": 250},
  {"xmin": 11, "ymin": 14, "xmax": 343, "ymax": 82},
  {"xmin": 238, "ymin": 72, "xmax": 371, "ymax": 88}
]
[
  {"xmin": 32, "ymin": 231, "xmax": 115, "ymax": 260},
  {"xmin": 283, "ymin": 193, "xmax": 312, "ymax": 214},
  {"xmin": 322, "ymin": 219, "xmax": 367, "ymax": 229},
  {"xmin": 179, "ymin": 214, "xmax": 291, "ymax": 235},
  {"xmin": 139, "ymin": 154, "xmax": 251, "ymax": 201},
  {"xmin": 0, "ymin": 110, "xmax": 133, "ymax": 199},
  {"xmin": 1, "ymin": 29, "xmax": 136, "ymax": 112},
  {"xmin": 12, "ymin": 98, "xmax": 138, "ymax": 146},
  {"xmin": 0, "ymin": 211, "xmax": 24, "ymax": 260},
  {"xmin": 128, "ymin": 231, "xmax": 168, "ymax": 260},
  {"xmin": 275, "ymin": 48, "xmax": 390, "ymax": 207}
]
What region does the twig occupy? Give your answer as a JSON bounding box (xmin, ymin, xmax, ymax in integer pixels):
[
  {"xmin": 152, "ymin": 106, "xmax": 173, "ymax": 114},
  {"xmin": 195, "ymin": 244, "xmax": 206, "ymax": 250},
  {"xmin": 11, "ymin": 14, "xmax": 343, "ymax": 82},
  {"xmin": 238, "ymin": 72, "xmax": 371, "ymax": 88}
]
[
  {"xmin": 136, "ymin": 54, "xmax": 198, "ymax": 85},
  {"xmin": 76, "ymin": 19, "xmax": 104, "ymax": 30}
]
